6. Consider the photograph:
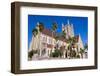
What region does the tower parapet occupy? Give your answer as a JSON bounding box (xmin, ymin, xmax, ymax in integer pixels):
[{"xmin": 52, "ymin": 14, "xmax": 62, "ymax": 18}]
[{"xmin": 62, "ymin": 20, "xmax": 74, "ymax": 39}]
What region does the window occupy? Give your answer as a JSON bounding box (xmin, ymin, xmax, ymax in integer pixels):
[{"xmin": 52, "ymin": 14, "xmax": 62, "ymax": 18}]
[
  {"xmin": 48, "ymin": 37, "xmax": 52, "ymax": 44},
  {"xmin": 42, "ymin": 36, "xmax": 47, "ymax": 42}
]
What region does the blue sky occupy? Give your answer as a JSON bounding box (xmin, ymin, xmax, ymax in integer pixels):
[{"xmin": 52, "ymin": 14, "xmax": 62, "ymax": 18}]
[{"xmin": 28, "ymin": 15, "xmax": 88, "ymax": 47}]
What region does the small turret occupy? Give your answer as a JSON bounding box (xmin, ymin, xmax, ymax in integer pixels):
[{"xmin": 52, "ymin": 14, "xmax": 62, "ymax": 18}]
[{"xmin": 62, "ymin": 23, "xmax": 65, "ymax": 31}]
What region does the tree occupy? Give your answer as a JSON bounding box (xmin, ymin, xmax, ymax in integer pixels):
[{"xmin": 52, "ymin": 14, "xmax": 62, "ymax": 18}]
[
  {"xmin": 50, "ymin": 49, "xmax": 63, "ymax": 57},
  {"xmin": 32, "ymin": 22, "xmax": 44, "ymax": 37},
  {"xmin": 28, "ymin": 50, "xmax": 38, "ymax": 60},
  {"xmin": 76, "ymin": 54, "xmax": 80, "ymax": 58},
  {"xmin": 80, "ymin": 48, "xmax": 85, "ymax": 58},
  {"xmin": 51, "ymin": 22, "xmax": 58, "ymax": 52},
  {"xmin": 62, "ymin": 30, "xmax": 66, "ymax": 38},
  {"xmin": 52, "ymin": 22, "xmax": 58, "ymax": 33},
  {"xmin": 54, "ymin": 34, "xmax": 59, "ymax": 41},
  {"xmin": 67, "ymin": 37, "xmax": 73, "ymax": 44},
  {"xmin": 51, "ymin": 22, "xmax": 58, "ymax": 39},
  {"xmin": 29, "ymin": 28, "xmax": 38, "ymax": 58},
  {"xmin": 71, "ymin": 50, "xmax": 76, "ymax": 58},
  {"xmin": 32, "ymin": 28, "xmax": 38, "ymax": 37},
  {"xmin": 28, "ymin": 50, "xmax": 33, "ymax": 60},
  {"xmin": 38, "ymin": 22, "xmax": 44, "ymax": 32},
  {"xmin": 67, "ymin": 37, "xmax": 77, "ymax": 58}
]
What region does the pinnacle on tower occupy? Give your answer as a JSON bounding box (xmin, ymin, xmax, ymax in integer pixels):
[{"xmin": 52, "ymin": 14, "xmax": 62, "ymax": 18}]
[
  {"xmin": 37, "ymin": 22, "xmax": 39, "ymax": 26},
  {"xmin": 67, "ymin": 20, "xmax": 70, "ymax": 25},
  {"xmin": 62, "ymin": 23, "xmax": 64, "ymax": 27},
  {"xmin": 62, "ymin": 23, "xmax": 65, "ymax": 31}
]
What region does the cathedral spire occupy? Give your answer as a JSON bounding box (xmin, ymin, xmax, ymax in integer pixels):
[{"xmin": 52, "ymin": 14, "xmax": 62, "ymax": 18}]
[
  {"xmin": 37, "ymin": 22, "xmax": 39, "ymax": 26},
  {"xmin": 67, "ymin": 20, "xmax": 70, "ymax": 25}
]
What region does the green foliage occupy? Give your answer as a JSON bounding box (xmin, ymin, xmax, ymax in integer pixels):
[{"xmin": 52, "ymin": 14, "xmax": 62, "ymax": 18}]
[
  {"xmin": 71, "ymin": 50, "xmax": 76, "ymax": 57},
  {"xmin": 67, "ymin": 37, "xmax": 73, "ymax": 44},
  {"xmin": 67, "ymin": 37, "xmax": 77, "ymax": 44},
  {"xmin": 80, "ymin": 48, "xmax": 85, "ymax": 58},
  {"xmin": 52, "ymin": 22, "xmax": 58, "ymax": 32},
  {"xmin": 62, "ymin": 30, "xmax": 66, "ymax": 38},
  {"xmin": 28, "ymin": 50, "xmax": 33, "ymax": 59},
  {"xmin": 38, "ymin": 22, "xmax": 44, "ymax": 32},
  {"xmin": 32, "ymin": 22, "xmax": 44, "ymax": 37},
  {"xmin": 76, "ymin": 54, "xmax": 80, "ymax": 58},
  {"xmin": 28, "ymin": 50, "xmax": 38, "ymax": 59},
  {"xmin": 80, "ymin": 48, "xmax": 85, "ymax": 54},
  {"xmin": 32, "ymin": 28, "xmax": 38, "ymax": 37},
  {"xmin": 50, "ymin": 49, "xmax": 63, "ymax": 57}
]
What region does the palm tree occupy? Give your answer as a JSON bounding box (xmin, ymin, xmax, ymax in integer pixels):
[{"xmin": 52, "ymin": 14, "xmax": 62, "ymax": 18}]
[
  {"xmin": 80, "ymin": 48, "xmax": 85, "ymax": 58},
  {"xmin": 51, "ymin": 22, "xmax": 58, "ymax": 52},
  {"xmin": 67, "ymin": 37, "xmax": 73, "ymax": 44},
  {"xmin": 32, "ymin": 22, "xmax": 44, "ymax": 36},
  {"xmin": 52, "ymin": 22, "xmax": 58, "ymax": 33},
  {"xmin": 38, "ymin": 22, "xmax": 44, "ymax": 32},
  {"xmin": 67, "ymin": 37, "xmax": 77, "ymax": 58},
  {"xmin": 62, "ymin": 30, "xmax": 66, "ymax": 38},
  {"xmin": 66, "ymin": 37, "xmax": 72, "ymax": 58},
  {"xmin": 28, "ymin": 50, "xmax": 34, "ymax": 60}
]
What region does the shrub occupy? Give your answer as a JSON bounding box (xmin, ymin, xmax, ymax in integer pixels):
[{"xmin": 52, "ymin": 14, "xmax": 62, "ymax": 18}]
[
  {"xmin": 50, "ymin": 49, "xmax": 63, "ymax": 57},
  {"xmin": 28, "ymin": 50, "xmax": 33, "ymax": 59},
  {"xmin": 28, "ymin": 50, "xmax": 38, "ymax": 59},
  {"xmin": 76, "ymin": 54, "xmax": 80, "ymax": 58}
]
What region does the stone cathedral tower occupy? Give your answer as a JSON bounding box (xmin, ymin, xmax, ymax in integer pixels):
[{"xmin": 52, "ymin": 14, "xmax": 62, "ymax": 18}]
[{"xmin": 62, "ymin": 20, "xmax": 74, "ymax": 39}]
